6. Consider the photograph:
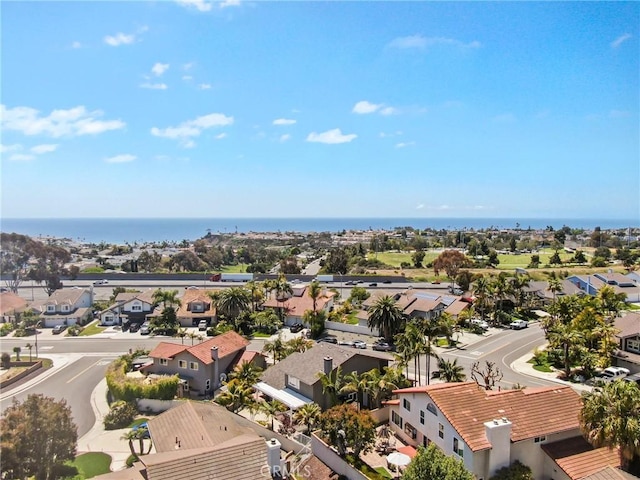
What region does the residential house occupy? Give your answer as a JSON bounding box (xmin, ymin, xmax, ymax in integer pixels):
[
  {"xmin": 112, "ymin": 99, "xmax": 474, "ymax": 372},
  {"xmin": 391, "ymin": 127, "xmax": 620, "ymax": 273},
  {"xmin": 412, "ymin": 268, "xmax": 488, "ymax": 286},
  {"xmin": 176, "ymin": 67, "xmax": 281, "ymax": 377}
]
[
  {"xmin": 522, "ymin": 280, "xmax": 586, "ymax": 306},
  {"xmin": 612, "ymin": 312, "xmax": 640, "ymax": 373},
  {"xmin": 262, "ymin": 284, "xmax": 335, "ymax": 327},
  {"xmin": 0, "ymin": 291, "xmax": 28, "ymax": 324},
  {"xmin": 94, "ymin": 401, "xmax": 288, "ymax": 480},
  {"xmin": 385, "ymin": 382, "xmax": 607, "ymax": 480},
  {"xmin": 176, "ymin": 288, "xmax": 217, "ymax": 327},
  {"xmin": 98, "ymin": 290, "xmax": 158, "ymax": 327},
  {"xmin": 567, "ymin": 273, "xmax": 640, "ymax": 303},
  {"xmin": 144, "ymin": 330, "xmax": 252, "ymax": 396},
  {"xmin": 257, "ymin": 342, "xmax": 392, "ymax": 410},
  {"xmin": 33, "ymin": 287, "xmax": 92, "ymax": 328}
]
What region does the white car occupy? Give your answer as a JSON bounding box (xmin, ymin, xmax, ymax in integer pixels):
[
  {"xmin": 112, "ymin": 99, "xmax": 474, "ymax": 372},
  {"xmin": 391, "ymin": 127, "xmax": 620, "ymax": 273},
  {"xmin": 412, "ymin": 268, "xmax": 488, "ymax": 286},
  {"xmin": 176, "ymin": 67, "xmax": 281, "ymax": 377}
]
[
  {"xmin": 592, "ymin": 367, "xmax": 630, "ymax": 385},
  {"xmin": 509, "ymin": 319, "xmax": 528, "ymax": 330},
  {"xmin": 93, "ymin": 279, "xmax": 108, "ymax": 285},
  {"xmin": 470, "ymin": 319, "xmax": 489, "ymax": 330},
  {"xmin": 352, "ymin": 340, "xmax": 367, "ymax": 349}
]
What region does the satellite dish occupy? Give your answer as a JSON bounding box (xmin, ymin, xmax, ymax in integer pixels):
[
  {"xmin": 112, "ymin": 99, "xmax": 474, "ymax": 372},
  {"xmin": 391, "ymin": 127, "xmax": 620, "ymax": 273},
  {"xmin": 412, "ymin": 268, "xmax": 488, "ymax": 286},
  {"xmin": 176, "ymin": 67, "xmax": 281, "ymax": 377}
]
[{"xmin": 219, "ymin": 373, "xmax": 227, "ymax": 383}]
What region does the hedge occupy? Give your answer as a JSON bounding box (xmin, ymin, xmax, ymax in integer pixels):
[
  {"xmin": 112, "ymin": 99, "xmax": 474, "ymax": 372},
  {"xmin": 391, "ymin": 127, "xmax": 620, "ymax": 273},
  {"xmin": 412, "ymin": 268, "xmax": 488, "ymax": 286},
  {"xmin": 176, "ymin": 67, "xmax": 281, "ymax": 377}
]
[{"xmin": 106, "ymin": 357, "xmax": 179, "ymax": 402}]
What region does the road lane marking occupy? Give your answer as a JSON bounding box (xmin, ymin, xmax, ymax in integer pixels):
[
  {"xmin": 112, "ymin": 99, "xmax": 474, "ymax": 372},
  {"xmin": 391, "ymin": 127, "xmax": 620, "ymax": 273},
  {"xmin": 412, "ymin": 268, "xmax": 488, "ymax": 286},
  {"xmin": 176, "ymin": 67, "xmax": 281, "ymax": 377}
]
[
  {"xmin": 39, "ymin": 346, "xmax": 54, "ymax": 350},
  {"xmin": 66, "ymin": 359, "xmax": 102, "ymax": 384}
]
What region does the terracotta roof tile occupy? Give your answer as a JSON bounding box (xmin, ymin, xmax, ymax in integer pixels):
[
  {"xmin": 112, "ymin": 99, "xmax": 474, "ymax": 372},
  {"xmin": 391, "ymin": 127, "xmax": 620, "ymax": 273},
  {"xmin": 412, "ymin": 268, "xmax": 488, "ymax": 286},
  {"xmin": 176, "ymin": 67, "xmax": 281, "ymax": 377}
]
[
  {"xmin": 263, "ymin": 288, "xmax": 335, "ymax": 317},
  {"xmin": 0, "ymin": 292, "xmax": 28, "ymax": 315},
  {"xmin": 148, "ymin": 343, "xmax": 188, "ymax": 360},
  {"xmin": 148, "ymin": 331, "xmax": 249, "ymax": 365},
  {"xmin": 542, "ymin": 436, "xmax": 621, "ymax": 479},
  {"xmin": 393, "ymin": 382, "xmax": 581, "ymax": 452}
]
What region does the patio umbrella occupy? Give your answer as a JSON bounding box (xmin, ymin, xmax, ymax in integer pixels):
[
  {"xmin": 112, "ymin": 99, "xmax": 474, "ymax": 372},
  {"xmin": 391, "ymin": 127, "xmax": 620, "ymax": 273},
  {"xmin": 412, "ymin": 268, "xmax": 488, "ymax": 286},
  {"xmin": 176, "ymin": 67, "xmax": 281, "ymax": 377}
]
[{"xmin": 386, "ymin": 451, "xmax": 411, "ymax": 468}]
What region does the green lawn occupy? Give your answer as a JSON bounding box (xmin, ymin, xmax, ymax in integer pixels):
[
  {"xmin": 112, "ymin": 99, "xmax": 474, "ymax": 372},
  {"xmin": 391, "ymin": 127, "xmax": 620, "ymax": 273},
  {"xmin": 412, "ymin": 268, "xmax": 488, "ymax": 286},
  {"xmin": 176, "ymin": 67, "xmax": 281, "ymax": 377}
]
[
  {"xmin": 71, "ymin": 452, "xmax": 112, "ymax": 478},
  {"xmin": 370, "ymin": 251, "xmax": 439, "ymax": 268},
  {"xmin": 252, "ymin": 331, "xmax": 272, "ymax": 338},
  {"xmin": 78, "ymin": 321, "xmax": 106, "ymax": 336}
]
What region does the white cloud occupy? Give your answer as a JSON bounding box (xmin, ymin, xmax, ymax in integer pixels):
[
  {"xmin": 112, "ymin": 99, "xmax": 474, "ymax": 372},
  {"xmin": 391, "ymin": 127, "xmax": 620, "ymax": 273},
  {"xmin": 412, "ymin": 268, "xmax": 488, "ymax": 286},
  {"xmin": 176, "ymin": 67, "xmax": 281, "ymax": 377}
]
[
  {"xmin": 198, "ymin": 83, "xmax": 212, "ymax": 90},
  {"xmin": 352, "ymin": 101, "xmax": 382, "ymax": 114},
  {"xmin": 395, "ymin": 141, "xmax": 415, "ymax": 148},
  {"xmin": 388, "ymin": 34, "xmax": 481, "ymax": 50},
  {"xmin": 0, "ymin": 143, "xmax": 22, "ymax": 153},
  {"xmin": 71, "ymin": 41, "xmax": 82, "ymax": 49},
  {"xmin": 215, "ymin": 132, "xmax": 227, "ymax": 139},
  {"xmin": 8, "ymin": 153, "xmax": 35, "ymax": 162},
  {"xmin": 105, "ymin": 154, "xmax": 136, "ymax": 164},
  {"xmin": 416, "ymin": 204, "xmax": 425, "ymax": 210},
  {"xmin": 380, "ymin": 106, "xmax": 398, "ymax": 115},
  {"xmin": 273, "ymin": 118, "xmax": 296, "ymax": 125},
  {"xmin": 279, "ymin": 134, "xmax": 291, "ymax": 142},
  {"xmin": 151, "ymin": 112, "xmax": 234, "ymax": 147},
  {"xmin": 220, "ymin": 0, "xmax": 241, "ymax": 7},
  {"xmin": 1, "ymin": 104, "xmax": 125, "ymax": 138},
  {"xmin": 151, "ymin": 63, "xmax": 169, "ymax": 76},
  {"xmin": 306, "ymin": 128, "xmax": 357, "ymax": 144},
  {"xmin": 611, "ymin": 33, "xmax": 632, "ymax": 48},
  {"xmin": 104, "ymin": 32, "xmax": 135, "ymax": 46},
  {"xmin": 176, "ymin": 0, "xmax": 212, "ymax": 12},
  {"xmin": 182, "ymin": 75, "xmax": 193, "ymax": 81},
  {"xmin": 140, "ymin": 82, "xmax": 168, "ymax": 90},
  {"xmin": 30, "ymin": 144, "xmax": 58, "ymax": 154}
]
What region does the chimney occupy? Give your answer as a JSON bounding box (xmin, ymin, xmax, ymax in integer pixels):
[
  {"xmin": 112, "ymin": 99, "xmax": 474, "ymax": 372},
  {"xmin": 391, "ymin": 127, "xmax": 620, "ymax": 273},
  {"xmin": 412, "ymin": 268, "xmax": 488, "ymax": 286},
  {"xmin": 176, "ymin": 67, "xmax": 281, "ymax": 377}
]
[
  {"xmin": 266, "ymin": 438, "xmax": 282, "ymax": 476},
  {"xmin": 324, "ymin": 356, "xmax": 333, "ymax": 376},
  {"xmin": 211, "ymin": 346, "xmax": 220, "ymax": 390},
  {"xmin": 484, "ymin": 417, "xmax": 512, "ymax": 477}
]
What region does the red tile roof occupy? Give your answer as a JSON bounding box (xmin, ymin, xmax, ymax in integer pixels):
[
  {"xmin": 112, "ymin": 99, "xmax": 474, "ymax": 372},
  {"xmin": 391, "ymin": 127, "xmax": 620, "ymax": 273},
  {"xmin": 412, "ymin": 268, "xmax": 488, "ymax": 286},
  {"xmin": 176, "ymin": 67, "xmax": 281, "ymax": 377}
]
[
  {"xmin": 0, "ymin": 292, "xmax": 28, "ymax": 315},
  {"xmin": 397, "ymin": 445, "xmax": 418, "ymax": 459},
  {"xmin": 542, "ymin": 436, "xmax": 621, "ymax": 479},
  {"xmin": 393, "ymin": 382, "xmax": 582, "ymax": 451},
  {"xmin": 148, "ymin": 331, "xmax": 249, "ymax": 365},
  {"xmin": 263, "ymin": 288, "xmax": 335, "ymax": 317}
]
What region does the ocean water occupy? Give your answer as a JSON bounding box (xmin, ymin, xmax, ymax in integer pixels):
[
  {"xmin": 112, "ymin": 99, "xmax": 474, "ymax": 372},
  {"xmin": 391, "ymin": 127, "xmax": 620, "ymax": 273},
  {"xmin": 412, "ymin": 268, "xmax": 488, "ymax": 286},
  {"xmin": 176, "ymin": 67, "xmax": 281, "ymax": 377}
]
[{"xmin": 0, "ymin": 217, "xmax": 637, "ymax": 245}]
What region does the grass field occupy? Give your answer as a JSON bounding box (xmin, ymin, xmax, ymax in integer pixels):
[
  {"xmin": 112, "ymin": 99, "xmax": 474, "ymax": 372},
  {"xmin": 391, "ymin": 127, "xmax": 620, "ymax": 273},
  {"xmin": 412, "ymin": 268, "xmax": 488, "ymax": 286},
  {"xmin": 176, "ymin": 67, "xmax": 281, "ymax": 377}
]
[
  {"xmin": 71, "ymin": 452, "xmax": 112, "ymax": 478},
  {"xmin": 220, "ymin": 263, "xmax": 250, "ymax": 273},
  {"xmin": 78, "ymin": 321, "xmax": 106, "ymax": 336}
]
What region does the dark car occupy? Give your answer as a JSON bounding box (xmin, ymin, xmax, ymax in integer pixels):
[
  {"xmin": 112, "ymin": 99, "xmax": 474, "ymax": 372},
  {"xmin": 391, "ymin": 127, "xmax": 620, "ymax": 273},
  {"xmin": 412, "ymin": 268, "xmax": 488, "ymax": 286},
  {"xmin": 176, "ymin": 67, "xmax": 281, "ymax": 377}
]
[
  {"xmin": 372, "ymin": 342, "xmax": 393, "ymax": 352},
  {"xmin": 345, "ymin": 281, "xmax": 356, "ymax": 286},
  {"xmin": 290, "ymin": 323, "xmax": 304, "ymax": 333},
  {"xmin": 369, "ymin": 282, "xmax": 378, "ymax": 287},
  {"xmin": 317, "ymin": 337, "xmax": 338, "ymax": 344},
  {"xmin": 382, "ymin": 280, "xmax": 392, "ymax": 284},
  {"xmin": 52, "ymin": 325, "xmax": 67, "ymax": 335},
  {"xmin": 128, "ymin": 323, "xmax": 141, "ymax": 333}
]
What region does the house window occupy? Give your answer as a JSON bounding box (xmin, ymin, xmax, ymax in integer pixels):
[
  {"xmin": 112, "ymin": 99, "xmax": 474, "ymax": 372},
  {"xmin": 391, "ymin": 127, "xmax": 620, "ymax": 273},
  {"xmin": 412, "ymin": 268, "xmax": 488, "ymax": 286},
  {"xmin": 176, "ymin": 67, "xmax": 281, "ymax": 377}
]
[
  {"xmin": 189, "ymin": 362, "xmax": 199, "ymax": 370},
  {"xmin": 534, "ymin": 436, "xmax": 546, "ymax": 443},
  {"xmin": 159, "ymin": 359, "xmax": 168, "ymax": 366},
  {"xmin": 392, "ymin": 411, "xmax": 403, "ymax": 428},
  {"xmin": 131, "ymin": 305, "xmax": 142, "ymax": 312},
  {"xmin": 205, "ymin": 379, "xmax": 211, "ymax": 391},
  {"xmin": 628, "ymin": 339, "xmax": 640, "ymax": 353},
  {"xmin": 47, "ymin": 305, "xmax": 55, "ymax": 313},
  {"xmin": 105, "ymin": 315, "xmax": 114, "ymax": 323},
  {"xmin": 178, "ymin": 360, "xmax": 187, "ymax": 369},
  {"xmin": 427, "ymin": 402, "xmax": 437, "ymax": 415},
  {"xmin": 404, "ymin": 422, "xmax": 417, "ymax": 440},
  {"xmin": 403, "ymin": 398, "xmax": 411, "ymax": 411},
  {"xmin": 422, "ymin": 436, "xmax": 429, "ymax": 448},
  {"xmin": 420, "ymin": 410, "xmax": 425, "ymax": 425},
  {"xmin": 62, "ymin": 305, "xmax": 70, "ymax": 312},
  {"xmin": 438, "ymin": 423, "xmax": 444, "ymax": 439},
  {"xmin": 453, "ymin": 438, "xmax": 463, "ymax": 457},
  {"xmin": 288, "ymin": 376, "xmax": 300, "ymax": 389}
]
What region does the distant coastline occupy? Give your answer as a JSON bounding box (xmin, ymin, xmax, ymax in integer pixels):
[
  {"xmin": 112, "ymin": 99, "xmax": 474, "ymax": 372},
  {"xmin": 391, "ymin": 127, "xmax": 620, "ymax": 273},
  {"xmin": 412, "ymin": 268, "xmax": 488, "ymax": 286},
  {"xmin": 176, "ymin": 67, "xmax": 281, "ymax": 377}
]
[{"xmin": 1, "ymin": 217, "xmax": 637, "ymax": 245}]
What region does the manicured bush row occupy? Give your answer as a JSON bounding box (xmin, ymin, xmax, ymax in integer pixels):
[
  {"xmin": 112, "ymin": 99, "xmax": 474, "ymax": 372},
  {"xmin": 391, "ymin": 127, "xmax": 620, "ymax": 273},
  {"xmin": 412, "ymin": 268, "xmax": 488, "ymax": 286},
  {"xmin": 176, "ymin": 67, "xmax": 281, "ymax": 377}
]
[{"xmin": 106, "ymin": 357, "xmax": 179, "ymax": 402}]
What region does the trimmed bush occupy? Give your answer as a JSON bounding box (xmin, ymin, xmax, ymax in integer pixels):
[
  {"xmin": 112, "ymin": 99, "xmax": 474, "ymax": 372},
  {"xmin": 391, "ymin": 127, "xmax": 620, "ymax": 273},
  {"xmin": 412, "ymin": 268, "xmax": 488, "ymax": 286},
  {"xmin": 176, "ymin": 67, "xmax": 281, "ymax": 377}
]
[
  {"xmin": 104, "ymin": 401, "xmax": 138, "ymax": 430},
  {"xmin": 106, "ymin": 354, "xmax": 178, "ymax": 402}
]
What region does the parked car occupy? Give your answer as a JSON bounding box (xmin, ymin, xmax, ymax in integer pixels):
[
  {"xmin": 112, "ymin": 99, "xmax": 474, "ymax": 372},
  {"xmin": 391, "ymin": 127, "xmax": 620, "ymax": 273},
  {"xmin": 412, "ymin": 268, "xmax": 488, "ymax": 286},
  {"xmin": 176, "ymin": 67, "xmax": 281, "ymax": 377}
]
[
  {"xmin": 338, "ymin": 340, "xmax": 355, "ymax": 347},
  {"xmin": 345, "ymin": 281, "xmax": 356, "ymax": 286},
  {"xmin": 622, "ymin": 373, "xmax": 640, "ymax": 386},
  {"xmin": 317, "ymin": 337, "xmax": 337, "ymax": 344},
  {"xmin": 509, "ymin": 319, "xmax": 528, "ymax": 330},
  {"xmin": 139, "ymin": 322, "xmax": 151, "ymax": 335},
  {"xmin": 128, "ymin": 323, "xmax": 141, "ymax": 333},
  {"xmin": 352, "ymin": 340, "xmax": 367, "ymax": 349},
  {"xmin": 372, "ymin": 342, "xmax": 393, "ymax": 352},
  {"xmin": 590, "ymin": 367, "xmax": 630, "ymax": 385},
  {"xmin": 470, "ymin": 319, "xmax": 489, "ymax": 330},
  {"xmin": 290, "ymin": 323, "xmax": 304, "ymax": 333},
  {"xmin": 198, "ymin": 320, "xmax": 208, "ymax": 331},
  {"xmin": 52, "ymin": 324, "xmax": 67, "ymax": 334}
]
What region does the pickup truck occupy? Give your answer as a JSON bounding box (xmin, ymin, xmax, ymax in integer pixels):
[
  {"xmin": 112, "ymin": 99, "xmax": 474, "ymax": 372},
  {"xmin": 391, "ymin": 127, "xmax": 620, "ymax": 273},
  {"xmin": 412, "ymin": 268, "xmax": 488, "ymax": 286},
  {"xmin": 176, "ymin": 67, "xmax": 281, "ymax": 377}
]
[{"xmin": 590, "ymin": 367, "xmax": 630, "ymax": 385}]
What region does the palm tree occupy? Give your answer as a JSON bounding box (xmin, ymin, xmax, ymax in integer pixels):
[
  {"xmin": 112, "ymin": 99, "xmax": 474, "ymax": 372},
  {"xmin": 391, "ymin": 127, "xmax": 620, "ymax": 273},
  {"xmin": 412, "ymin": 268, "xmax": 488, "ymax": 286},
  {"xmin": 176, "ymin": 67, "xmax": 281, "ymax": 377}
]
[
  {"xmin": 318, "ymin": 365, "xmax": 348, "ymax": 407},
  {"xmin": 260, "ymin": 399, "xmax": 287, "ymax": 430},
  {"xmin": 547, "ymin": 276, "xmax": 563, "ymax": 304},
  {"xmin": 548, "ymin": 323, "xmax": 584, "ymax": 379},
  {"xmin": 121, "ymin": 427, "xmax": 149, "ymax": 456},
  {"xmin": 216, "ymin": 287, "xmax": 251, "ymax": 325},
  {"xmin": 472, "ymin": 275, "xmax": 491, "ymax": 321},
  {"xmin": 434, "ymin": 358, "xmax": 466, "ymax": 382},
  {"xmin": 285, "ymin": 336, "xmax": 314, "ymax": 354},
  {"xmin": 580, "ymin": 381, "xmax": 640, "ymax": 474},
  {"xmin": 263, "ymin": 334, "xmax": 287, "ymax": 363},
  {"xmin": 490, "ymin": 273, "xmax": 510, "ymax": 325},
  {"xmin": 361, "ymin": 368, "xmax": 400, "ymax": 409},
  {"xmin": 308, "ymin": 281, "xmax": 322, "ymax": 312},
  {"xmin": 215, "ymin": 379, "xmax": 254, "ymax": 413},
  {"xmin": 24, "ymin": 343, "xmax": 33, "ymax": 362},
  {"xmin": 273, "ymin": 274, "xmax": 293, "ymax": 322},
  {"xmin": 419, "ymin": 318, "xmax": 442, "ymax": 385},
  {"xmin": 152, "ymin": 289, "xmax": 182, "ymax": 309},
  {"xmin": 596, "ymin": 285, "xmax": 626, "ymax": 320},
  {"xmin": 228, "ymin": 361, "xmax": 263, "ymax": 388},
  {"xmin": 177, "ymin": 328, "xmax": 188, "ymax": 344},
  {"xmin": 368, "ymin": 295, "xmax": 405, "ymax": 342},
  {"xmin": 510, "ymin": 273, "xmax": 530, "ymax": 311},
  {"xmin": 12, "ymin": 347, "xmax": 20, "ymax": 362},
  {"xmin": 246, "ymin": 281, "xmax": 264, "ymax": 312},
  {"xmin": 293, "ymin": 402, "xmax": 321, "ymax": 435},
  {"xmin": 437, "ymin": 312, "xmax": 458, "ymax": 347}
]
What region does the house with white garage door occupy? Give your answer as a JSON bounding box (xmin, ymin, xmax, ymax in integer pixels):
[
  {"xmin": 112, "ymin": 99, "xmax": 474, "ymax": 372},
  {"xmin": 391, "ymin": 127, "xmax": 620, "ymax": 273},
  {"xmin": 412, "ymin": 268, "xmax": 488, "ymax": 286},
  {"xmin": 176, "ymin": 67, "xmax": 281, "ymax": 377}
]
[{"xmin": 34, "ymin": 287, "xmax": 93, "ymax": 328}]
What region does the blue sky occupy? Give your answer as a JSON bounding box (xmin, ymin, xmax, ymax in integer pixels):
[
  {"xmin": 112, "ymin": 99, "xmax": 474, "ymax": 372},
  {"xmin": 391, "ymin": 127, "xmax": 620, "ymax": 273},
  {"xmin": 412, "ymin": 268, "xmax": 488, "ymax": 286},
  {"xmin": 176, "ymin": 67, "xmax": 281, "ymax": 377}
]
[{"xmin": 1, "ymin": 1, "xmax": 638, "ymax": 220}]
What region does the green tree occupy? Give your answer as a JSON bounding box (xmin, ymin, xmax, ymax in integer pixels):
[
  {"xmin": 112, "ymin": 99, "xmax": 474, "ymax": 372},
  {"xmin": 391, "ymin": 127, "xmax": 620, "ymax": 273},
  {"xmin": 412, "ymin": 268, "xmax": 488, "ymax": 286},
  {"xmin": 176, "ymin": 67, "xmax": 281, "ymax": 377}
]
[
  {"xmin": 348, "ymin": 286, "xmax": 370, "ymax": 306},
  {"xmin": 324, "ymin": 247, "xmax": 349, "ymax": 275},
  {"xmin": 549, "ymin": 251, "xmax": 562, "ymax": 265},
  {"xmin": 580, "ymin": 381, "xmax": 640, "ymax": 475},
  {"xmin": 228, "ymin": 361, "xmax": 263, "ymax": 388},
  {"xmin": 1, "ymin": 394, "xmax": 78, "ymax": 480},
  {"xmin": 262, "ymin": 334, "xmax": 288, "ymax": 363},
  {"xmin": 548, "ymin": 323, "xmax": 584, "ymax": 379},
  {"xmin": 318, "ymin": 366, "xmax": 349, "ymax": 408},
  {"xmin": 402, "ymin": 443, "xmax": 474, "ymax": 480},
  {"xmin": 433, "ymin": 358, "xmax": 466, "ymax": 382},
  {"xmin": 308, "ymin": 280, "xmax": 323, "ymax": 312},
  {"xmin": 528, "ymin": 254, "xmax": 541, "ymax": 268},
  {"xmin": 216, "ymin": 287, "xmax": 251, "ymax": 327},
  {"xmin": 572, "ymin": 250, "xmax": 587, "ymax": 264},
  {"xmin": 368, "ymin": 295, "xmax": 405, "ymax": 342},
  {"xmin": 293, "ymin": 402, "xmax": 321, "ymax": 435},
  {"xmin": 489, "ymin": 460, "xmax": 533, "ymax": 480},
  {"xmin": 319, "ymin": 404, "xmax": 376, "ymax": 458},
  {"xmin": 214, "ymin": 379, "xmax": 254, "ymax": 413},
  {"xmin": 259, "ymin": 399, "xmax": 286, "ymax": 431},
  {"xmin": 433, "ymin": 250, "xmax": 472, "ymax": 287},
  {"xmin": 412, "ymin": 250, "xmax": 425, "ymax": 268}
]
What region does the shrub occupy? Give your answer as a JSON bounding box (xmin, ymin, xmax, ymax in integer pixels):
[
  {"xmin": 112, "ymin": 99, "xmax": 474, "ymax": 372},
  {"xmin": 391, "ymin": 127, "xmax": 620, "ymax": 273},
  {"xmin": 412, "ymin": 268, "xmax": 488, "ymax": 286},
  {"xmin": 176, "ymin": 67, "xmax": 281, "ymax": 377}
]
[
  {"xmin": 67, "ymin": 325, "xmax": 83, "ymax": 336},
  {"xmin": 103, "ymin": 401, "xmax": 138, "ymax": 430},
  {"xmin": 489, "ymin": 460, "xmax": 533, "ymax": 480},
  {"xmin": 532, "ymin": 348, "xmax": 547, "ymax": 367},
  {"xmin": 1, "ymin": 352, "xmax": 11, "ymax": 369},
  {"xmin": 0, "ymin": 324, "xmax": 14, "ymax": 337},
  {"xmin": 106, "ymin": 355, "xmax": 178, "ymax": 402}
]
